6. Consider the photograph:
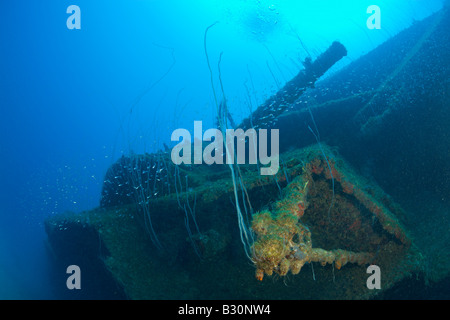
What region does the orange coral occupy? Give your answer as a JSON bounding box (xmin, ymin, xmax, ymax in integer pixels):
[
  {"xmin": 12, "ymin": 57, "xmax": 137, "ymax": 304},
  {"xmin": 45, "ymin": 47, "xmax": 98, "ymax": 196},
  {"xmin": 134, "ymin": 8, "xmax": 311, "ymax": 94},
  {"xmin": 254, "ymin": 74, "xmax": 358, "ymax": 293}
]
[
  {"xmin": 251, "ymin": 147, "xmax": 411, "ymax": 281},
  {"xmin": 251, "ymin": 173, "xmax": 373, "ymax": 281}
]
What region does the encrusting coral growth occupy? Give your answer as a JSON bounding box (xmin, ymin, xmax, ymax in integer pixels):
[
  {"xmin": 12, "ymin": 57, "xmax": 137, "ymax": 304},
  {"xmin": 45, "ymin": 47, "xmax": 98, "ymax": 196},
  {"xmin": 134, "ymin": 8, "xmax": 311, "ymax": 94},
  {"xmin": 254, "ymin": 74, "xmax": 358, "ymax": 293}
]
[
  {"xmin": 252, "ymin": 174, "xmax": 374, "ymax": 280},
  {"xmin": 251, "ymin": 147, "xmax": 410, "ymax": 281}
]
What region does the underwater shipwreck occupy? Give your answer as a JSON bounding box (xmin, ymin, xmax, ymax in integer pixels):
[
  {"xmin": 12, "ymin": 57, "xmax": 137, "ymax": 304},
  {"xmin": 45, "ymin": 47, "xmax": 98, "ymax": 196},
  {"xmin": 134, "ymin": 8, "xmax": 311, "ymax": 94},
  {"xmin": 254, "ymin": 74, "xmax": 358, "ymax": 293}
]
[{"xmin": 45, "ymin": 6, "xmax": 450, "ymax": 299}]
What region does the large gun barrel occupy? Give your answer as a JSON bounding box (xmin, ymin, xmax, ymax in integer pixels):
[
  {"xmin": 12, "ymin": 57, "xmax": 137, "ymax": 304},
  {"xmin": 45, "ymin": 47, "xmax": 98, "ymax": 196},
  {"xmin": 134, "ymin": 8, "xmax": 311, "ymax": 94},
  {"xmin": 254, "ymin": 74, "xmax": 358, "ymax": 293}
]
[{"xmin": 239, "ymin": 41, "xmax": 347, "ymax": 130}]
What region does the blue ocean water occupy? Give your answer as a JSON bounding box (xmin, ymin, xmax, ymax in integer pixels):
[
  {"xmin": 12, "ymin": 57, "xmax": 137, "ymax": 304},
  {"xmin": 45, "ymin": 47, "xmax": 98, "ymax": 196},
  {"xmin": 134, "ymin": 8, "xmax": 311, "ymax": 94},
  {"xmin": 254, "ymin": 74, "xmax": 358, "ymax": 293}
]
[{"xmin": 0, "ymin": 0, "xmax": 447, "ymax": 299}]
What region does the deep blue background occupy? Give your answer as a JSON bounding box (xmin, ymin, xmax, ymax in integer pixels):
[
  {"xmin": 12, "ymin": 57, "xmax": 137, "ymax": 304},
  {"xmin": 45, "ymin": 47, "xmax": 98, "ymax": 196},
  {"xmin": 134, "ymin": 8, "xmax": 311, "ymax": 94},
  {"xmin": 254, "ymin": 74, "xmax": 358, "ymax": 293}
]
[{"xmin": 0, "ymin": 0, "xmax": 444, "ymax": 299}]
